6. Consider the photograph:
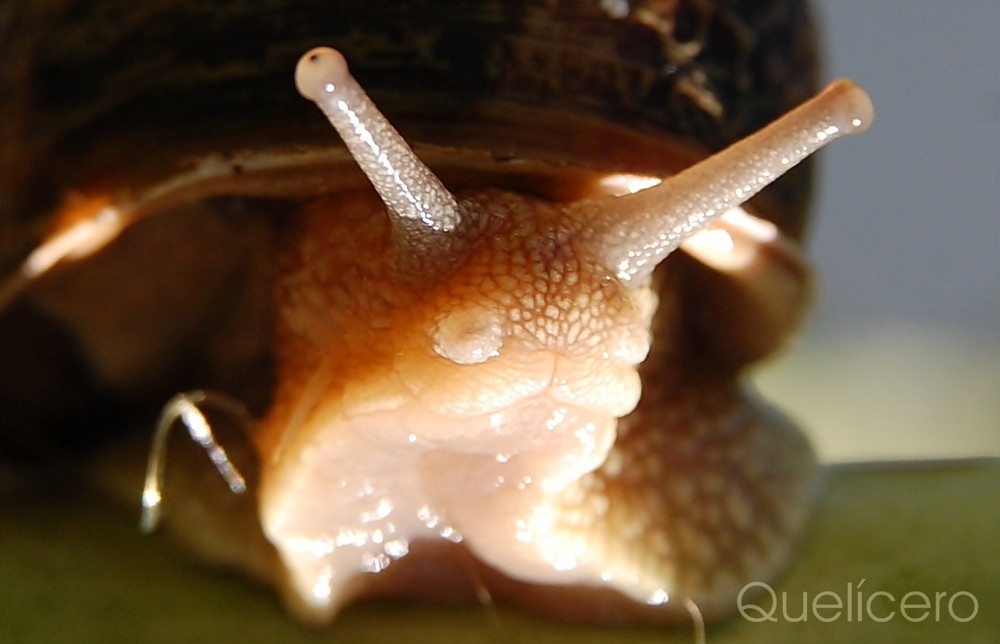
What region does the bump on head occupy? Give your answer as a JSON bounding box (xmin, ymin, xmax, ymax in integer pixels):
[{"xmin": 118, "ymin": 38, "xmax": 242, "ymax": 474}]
[
  {"xmin": 295, "ymin": 47, "xmax": 351, "ymax": 102},
  {"xmin": 432, "ymin": 308, "xmax": 505, "ymax": 366}
]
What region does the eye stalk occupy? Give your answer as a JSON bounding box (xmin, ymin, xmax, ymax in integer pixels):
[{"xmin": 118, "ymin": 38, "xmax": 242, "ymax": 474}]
[
  {"xmin": 294, "ymin": 47, "xmax": 463, "ymax": 235},
  {"xmin": 573, "ymin": 80, "xmax": 874, "ymax": 284},
  {"xmin": 295, "ymin": 45, "xmax": 873, "ymax": 290}
]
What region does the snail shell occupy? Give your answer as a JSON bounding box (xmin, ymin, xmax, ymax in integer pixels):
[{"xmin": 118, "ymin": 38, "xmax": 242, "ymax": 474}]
[{"xmin": 0, "ymin": 0, "xmax": 871, "ymax": 626}]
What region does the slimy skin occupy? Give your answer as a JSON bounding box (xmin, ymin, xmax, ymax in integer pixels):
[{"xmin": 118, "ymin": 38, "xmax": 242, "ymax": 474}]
[
  {"xmin": 227, "ymin": 48, "xmax": 870, "ymax": 621},
  {"xmin": 2, "ymin": 40, "xmax": 871, "ymax": 625},
  {"xmin": 0, "ymin": 1, "xmax": 878, "ymax": 629}
]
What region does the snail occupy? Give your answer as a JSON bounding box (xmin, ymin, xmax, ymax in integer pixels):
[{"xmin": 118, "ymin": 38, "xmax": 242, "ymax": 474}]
[{"xmin": 0, "ymin": 0, "xmax": 872, "ymax": 628}]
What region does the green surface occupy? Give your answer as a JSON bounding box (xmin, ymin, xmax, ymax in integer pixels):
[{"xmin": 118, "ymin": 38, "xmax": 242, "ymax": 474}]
[{"xmin": 2, "ymin": 461, "xmax": 997, "ymax": 643}]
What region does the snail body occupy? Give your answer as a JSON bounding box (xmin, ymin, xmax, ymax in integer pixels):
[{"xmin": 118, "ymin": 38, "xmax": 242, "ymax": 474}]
[{"xmin": 0, "ymin": 0, "xmax": 871, "ymax": 626}]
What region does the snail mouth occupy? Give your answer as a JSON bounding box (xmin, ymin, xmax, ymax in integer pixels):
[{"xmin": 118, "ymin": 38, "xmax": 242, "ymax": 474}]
[
  {"xmin": 327, "ymin": 538, "xmax": 696, "ymax": 626},
  {"xmin": 256, "ymin": 350, "xmax": 634, "ymax": 623}
]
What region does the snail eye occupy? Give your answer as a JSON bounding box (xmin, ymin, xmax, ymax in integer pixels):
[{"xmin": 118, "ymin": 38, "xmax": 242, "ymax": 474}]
[{"xmin": 293, "ymin": 47, "xmax": 351, "ymax": 100}]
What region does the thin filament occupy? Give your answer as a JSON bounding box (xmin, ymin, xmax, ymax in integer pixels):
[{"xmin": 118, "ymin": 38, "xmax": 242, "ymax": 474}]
[{"xmin": 139, "ymin": 391, "xmax": 251, "ymax": 533}]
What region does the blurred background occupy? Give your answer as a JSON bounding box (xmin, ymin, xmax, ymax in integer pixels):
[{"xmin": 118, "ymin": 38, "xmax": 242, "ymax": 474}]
[{"xmin": 756, "ymin": 1, "xmax": 1000, "ymax": 462}]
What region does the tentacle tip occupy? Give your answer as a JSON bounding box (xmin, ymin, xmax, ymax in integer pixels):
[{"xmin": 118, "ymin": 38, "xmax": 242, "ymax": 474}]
[
  {"xmin": 139, "ymin": 468, "xmax": 163, "ymax": 534},
  {"xmin": 295, "ymin": 46, "xmax": 350, "ymax": 102},
  {"xmin": 826, "ymin": 79, "xmax": 874, "ymax": 134},
  {"xmin": 138, "ymin": 500, "xmax": 161, "ymax": 534}
]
